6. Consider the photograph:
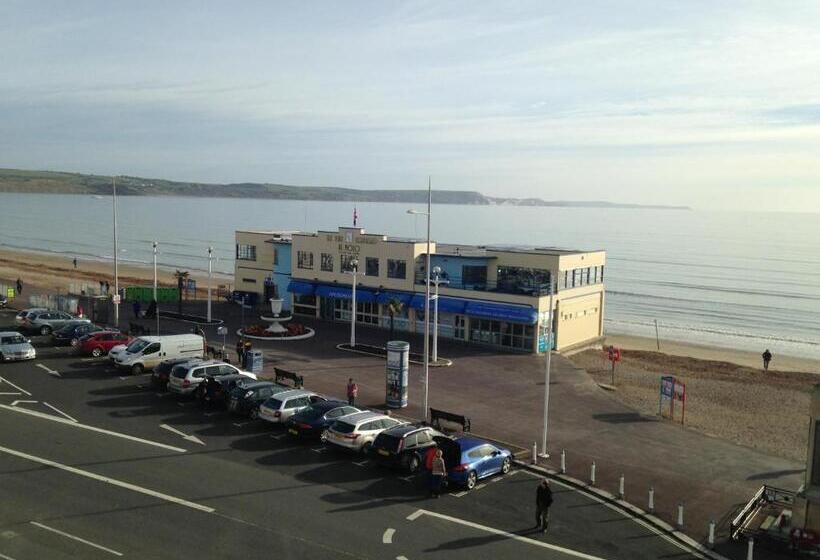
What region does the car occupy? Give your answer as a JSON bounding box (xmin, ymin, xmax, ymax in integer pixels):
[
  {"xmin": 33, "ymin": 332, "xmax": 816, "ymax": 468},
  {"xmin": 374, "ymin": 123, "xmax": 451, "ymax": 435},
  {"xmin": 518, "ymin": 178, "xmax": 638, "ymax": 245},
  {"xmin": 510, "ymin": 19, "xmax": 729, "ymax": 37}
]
[
  {"xmin": 77, "ymin": 331, "xmax": 133, "ymax": 357},
  {"xmin": 0, "ymin": 294, "xmax": 7, "ymax": 308},
  {"xmin": 52, "ymin": 322, "xmax": 110, "ymax": 346},
  {"xmin": 227, "ymin": 381, "xmax": 290, "ymax": 418},
  {"xmin": 15, "ymin": 308, "xmax": 48, "ymax": 327},
  {"xmin": 439, "ymin": 436, "xmax": 513, "ymax": 490},
  {"xmin": 108, "ymin": 344, "xmax": 128, "ymax": 362},
  {"xmin": 258, "ymin": 390, "xmax": 327, "ymax": 425},
  {"xmin": 167, "ymin": 360, "xmax": 256, "ymax": 396},
  {"xmin": 323, "ymin": 411, "xmax": 406, "ymax": 453},
  {"xmin": 285, "ymin": 401, "xmax": 361, "ymax": 439},
  {"xmin": 151, "ymin": 358, "xmax": 202, "ymax": 390},
  {"xmin": 0, "ymin": 332, "xmax": 36, "ymax": 362},
  {"xmin": 370, "ymin": 425, "xmax": 450, "ymax": 473},
  {"xmin": 195, "ymin": 373, "xmax": 251, "ymax": 407},
  {"xmin": 26, "ymin": 310, "xmax": 88, "ymax": 335}
]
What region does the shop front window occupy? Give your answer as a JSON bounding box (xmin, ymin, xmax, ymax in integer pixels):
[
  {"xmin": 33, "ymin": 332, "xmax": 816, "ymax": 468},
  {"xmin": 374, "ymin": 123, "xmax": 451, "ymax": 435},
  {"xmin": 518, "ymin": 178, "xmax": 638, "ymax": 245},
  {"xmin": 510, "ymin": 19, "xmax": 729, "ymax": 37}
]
[{"xmin": 293, "ymin": 294, "xmax": 317, "ymax": 316}]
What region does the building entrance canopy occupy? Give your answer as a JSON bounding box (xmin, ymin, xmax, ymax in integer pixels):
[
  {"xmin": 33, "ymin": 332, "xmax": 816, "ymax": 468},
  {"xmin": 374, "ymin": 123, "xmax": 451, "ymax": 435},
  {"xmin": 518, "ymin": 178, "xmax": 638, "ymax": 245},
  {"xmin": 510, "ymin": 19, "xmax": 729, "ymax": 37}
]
[
  {"xmin": 464, "ymin": 301, "xmax": 538, "ymax": 324},
  {"xmin": 287, "ymin": 280, "xmax": 316, "ymax": 295},
  {"xmin": 315, "ymin": 284, "xmax": 378, "ymax": 303}
]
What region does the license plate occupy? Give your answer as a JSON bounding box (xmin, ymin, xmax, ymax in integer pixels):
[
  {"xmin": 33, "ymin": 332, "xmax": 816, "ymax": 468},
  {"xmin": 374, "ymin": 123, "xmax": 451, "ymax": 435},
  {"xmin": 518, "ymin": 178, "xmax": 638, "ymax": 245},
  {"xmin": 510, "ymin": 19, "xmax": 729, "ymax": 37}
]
[
  {"xmin": 378, "ymin": 449, "xmax": 390, "ymax": 457},
  {"xmin": 288, "ymin": 428, "xmax": 298, "ymax": 435}
]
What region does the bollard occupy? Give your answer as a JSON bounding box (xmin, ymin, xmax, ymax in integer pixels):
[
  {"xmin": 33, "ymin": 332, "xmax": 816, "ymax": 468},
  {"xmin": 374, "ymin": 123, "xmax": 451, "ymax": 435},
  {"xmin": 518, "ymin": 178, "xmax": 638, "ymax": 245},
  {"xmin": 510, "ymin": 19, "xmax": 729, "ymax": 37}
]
[
  {"xmin": 648, "ymin": 487, "xmax": 655, "ymax": 513},
  {"xmin": 618, "ymin": 474, "xmax": 625, "ymax": 499},
  {"xmin": 532, "ymin": 442, "xmax": 538, "ymax": 465},
  {"xmin": 590, "ymin": 461, "xmax": 596, "ymax": 486},
  {"xmin": 677, "ymin": 502, "xmax": 684, "ymax": 529},
  {"xmin": 747, "ymin": 538, "xmax": 754, "ymax": 560},
  {"xmin": 560, "ymin": 449, "xmax": 566, "ymax": 474},
  {"xmin": 708, "ymin": 520, "xmax": 715, "ymax": 549}
]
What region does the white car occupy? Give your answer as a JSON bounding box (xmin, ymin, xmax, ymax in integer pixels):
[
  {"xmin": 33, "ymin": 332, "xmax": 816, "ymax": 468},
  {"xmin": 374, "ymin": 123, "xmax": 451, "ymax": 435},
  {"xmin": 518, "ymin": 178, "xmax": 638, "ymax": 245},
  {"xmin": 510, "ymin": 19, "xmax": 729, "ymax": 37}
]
[
  {"xmin": 108, "ymin": 344, "xmax": 127, "ymax": 362},
  {"xmin": 323, "ymin": 411, "xmax": 406, "ymax": 453},
  {"xmin": 167, "ymin": 360, "xmax": 256, "ymax": 395},
  {"xmin": 258, "ymin": 390, "xmax": 326, "ymax": 424}
]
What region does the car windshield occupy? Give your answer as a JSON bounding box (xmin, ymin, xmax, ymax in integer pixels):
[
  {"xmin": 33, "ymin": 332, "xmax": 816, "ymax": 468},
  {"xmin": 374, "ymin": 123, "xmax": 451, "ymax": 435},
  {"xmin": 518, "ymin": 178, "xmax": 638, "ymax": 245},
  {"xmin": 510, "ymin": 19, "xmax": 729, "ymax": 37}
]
[
  {"xmin": 1, "ymin": 335, "xmax": 26, "ymax": 344},
  {"xmin": 171, "ymin": 365, "xmax": 191, "ymax": 378},
  {"xmin": 295, "ymin": 406, "xmax": 325, "ymax": 421},
  {"xmin": 332, "ymin": 421, "xmax": 355, "ymax": 434},
  {"xmin": 374, "ymin": 433, "xmax": 402, "ymax": 452},
  {"xmin": 126, "ymin": 339, "xmax": 150, "ymax": 354},
  {"xmin": 265, "ymin": 398, "xmax": 284, "ymax": 410}
]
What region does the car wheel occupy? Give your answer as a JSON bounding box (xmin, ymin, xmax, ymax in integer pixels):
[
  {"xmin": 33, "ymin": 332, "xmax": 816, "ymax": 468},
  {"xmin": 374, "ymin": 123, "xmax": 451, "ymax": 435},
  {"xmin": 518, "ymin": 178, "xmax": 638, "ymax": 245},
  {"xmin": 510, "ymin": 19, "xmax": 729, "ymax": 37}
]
[
  {"xmin": 466, "ymin": 471, "xmax": 478, "ymax": 490},
  {"xmin": 501, "ymin": 457, "xmax": 511, "ymax": 474},
  {"xmin": 408, "ymin": 454, "xmax": 421, "ymax": 474},
  {"xmin": 91, "ymin": 347, "xmax": 103, "ymax": 358},
  {"xmin": 361, "ymin": 441, "xmax": 373, "ymax": 454},
  {"xmin": 249, "ymin": 407, "xmax": 260, "ymax": 420},
  {"xmin": 131, "ymin": 363, "xmax": 144, "ymax": 376},
  {"xmin": 40, "ymin": 325, "xmax": 52, "ymax": 336}
]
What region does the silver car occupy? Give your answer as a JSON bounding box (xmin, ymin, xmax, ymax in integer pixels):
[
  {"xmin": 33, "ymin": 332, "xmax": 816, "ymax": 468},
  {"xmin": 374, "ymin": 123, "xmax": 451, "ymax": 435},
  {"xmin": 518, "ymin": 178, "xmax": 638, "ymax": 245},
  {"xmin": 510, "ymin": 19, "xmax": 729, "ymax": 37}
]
[
  {"xmin": 27, "ymin": 310, "xmax": 87, "ymax": 335},
  {"xmin": 167, "ymin": 360, "xmax": 256, "ymax": 395},
  {"xmin": 0, "ymin": 332, "xmax": 36, "ymax": 362},
  {"xmin": 15, "ymin": 308, "xmax": 48, "ymax": 327},
  {"xmin": 323, "ymin": 411, "xmax": 406, "ymax": 453},
  {"xmin": 258, "ymin": 390, "xmax": 327, "ymax": 425}
]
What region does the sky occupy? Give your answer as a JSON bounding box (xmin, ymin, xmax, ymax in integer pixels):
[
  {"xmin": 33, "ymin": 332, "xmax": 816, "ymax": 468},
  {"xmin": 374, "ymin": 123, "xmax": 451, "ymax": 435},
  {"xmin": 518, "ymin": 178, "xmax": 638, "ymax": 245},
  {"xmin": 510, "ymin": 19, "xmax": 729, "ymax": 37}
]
[{"xmin": 2, "ymin": 1, "xmax": 820, "ymax": 211}]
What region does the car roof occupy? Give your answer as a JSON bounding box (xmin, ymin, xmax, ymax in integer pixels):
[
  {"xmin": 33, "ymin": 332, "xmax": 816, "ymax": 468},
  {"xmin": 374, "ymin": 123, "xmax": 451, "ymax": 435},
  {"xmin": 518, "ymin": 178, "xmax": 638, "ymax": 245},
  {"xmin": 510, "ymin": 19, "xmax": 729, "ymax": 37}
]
[
  {"xmin": 190, "ymin": 359, "xmax": 229, "ymax": 367},
  {"xmin": 0, "ymin": 331, "xmax": 25, "ymax": 337},
  {"xmin": 271, "ymin": 389, "xmax": 316, "ymax": 400},
  {"xmin": 240, "ymin": 380, "xmax": 278, "ymax": 390},
  {"xmin": 311, "ymin": 400, "xmax": 348, "ymax": 410},
  {"xmin": 454, "ymin": 436, "xmax": 497, "ymax": 450},
  {"xmin": 336, "ymin": 411, "xmax": 385, "ymax": 425},
  {"xmin": 381, "ymin": 424, "xmax": 429, "ymax": 438}
]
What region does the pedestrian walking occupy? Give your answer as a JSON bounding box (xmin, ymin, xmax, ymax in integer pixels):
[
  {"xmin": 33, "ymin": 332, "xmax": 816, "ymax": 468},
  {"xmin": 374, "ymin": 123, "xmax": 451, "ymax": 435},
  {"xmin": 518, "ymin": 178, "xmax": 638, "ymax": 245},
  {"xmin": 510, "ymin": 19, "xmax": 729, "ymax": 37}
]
[
  {"xmin": 99, "ymin": 280, "xmax": 104, "ymax": 294},
  {"xmin": 535, "ymin": 479, "xmax": 553, "ymax": 533},
  {"xmin": 15, "ymin": 278, "xmax": 22, "ymax": 295},
  {"xmin": 105, "ymin": 281, "xmax": 110, "ymax": 295},
  {"xmin": 133, "ymin": 300, "xmax": 141, "ymax": 318},
  {"xmin": 762, "ymin": 349, "xmax": 773, "ymax": 371},
  {"xmin": 236, "ymin": 339, "xmax": 245, "ymax": 365},
  {"xmin": 73, "ymin": 258, "xmax": 77, "ymax": 269},
  {"xmin": 347, "ymin": 378, "xmax": 359, "ymax": 406},
  {"xmin": 430, "ymin": 449, "xmax": 447, "ymax": 498}
]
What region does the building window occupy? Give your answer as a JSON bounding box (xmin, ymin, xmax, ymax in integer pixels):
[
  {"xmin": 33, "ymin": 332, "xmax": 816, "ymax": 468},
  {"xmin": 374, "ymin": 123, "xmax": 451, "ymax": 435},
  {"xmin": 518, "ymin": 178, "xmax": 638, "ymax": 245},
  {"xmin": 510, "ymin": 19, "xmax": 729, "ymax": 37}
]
[
  {"xmin": 242, "ymin": 278, "xmax": 257, "ymax": 284},
  {"xmin": 497, "ymin": 266, "xmax": 550, "ymax": 294},
  {"xmin": 236, "ymin": 244, "xmax": 256, "ymax": 261},
  {"xmin": 321, "ymin": 253, "xmax": 334, "ymax": 272},
  {"xmin": 365, "ymin": 257, "xmax": 379, "ymax": 277},
  {"xmin": 469, "ymin": 319, "xmax": 534, "ymax": 350},
  {"xmin": 297, "ymin": 251, "xmax": 314, "ymax": 270},
  {"xmin": 387, "ymin": 259, "xmax": 406, "ymax": 279},
  {"xmin": 356, "ymin": 301, "xmax": 380, "ymax": 324},
  {"xmin": 293, "ymin": 294, "xmax": 317, "ymax": 316},
  {"xmin": 599, "ymin": 265, "xmax": 605, "ymax": 283},
  {"xmin": 341, "ymin": 254, "xmax": 358, "ymax": 273},
  {"xmin": 462, "ymin": 266, "xmax": 487, "ymax": 289}
]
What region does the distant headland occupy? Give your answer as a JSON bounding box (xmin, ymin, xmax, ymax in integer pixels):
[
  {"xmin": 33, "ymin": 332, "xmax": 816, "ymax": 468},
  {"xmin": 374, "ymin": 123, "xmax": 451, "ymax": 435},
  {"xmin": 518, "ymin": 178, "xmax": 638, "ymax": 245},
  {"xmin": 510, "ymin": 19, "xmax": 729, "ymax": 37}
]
[{"xmin": 0, "ymin": 168, "xmax": 690, "ymax": 210}]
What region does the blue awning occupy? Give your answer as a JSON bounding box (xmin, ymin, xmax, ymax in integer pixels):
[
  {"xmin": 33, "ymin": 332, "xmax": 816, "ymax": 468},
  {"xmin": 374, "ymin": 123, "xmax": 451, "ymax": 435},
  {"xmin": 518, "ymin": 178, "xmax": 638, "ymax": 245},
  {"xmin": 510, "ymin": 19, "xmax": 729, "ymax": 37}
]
[
  {"xmin": 287, "ymin": 280, "xmax": 316, "ymax": 295},
  {"xmin": 315, "ymin": 285, "xmax": 377, "ymax": 303},
  {"xmin": 409, "ymin": 294, "xmax": 468, "ymax": 314},
  {"xmin": 376, "ymin": 291, "xmax": 413, "ymax": 305},
  {"xmin": 464, "ymin": 301, "xmax": 538, "ymax": 324}
]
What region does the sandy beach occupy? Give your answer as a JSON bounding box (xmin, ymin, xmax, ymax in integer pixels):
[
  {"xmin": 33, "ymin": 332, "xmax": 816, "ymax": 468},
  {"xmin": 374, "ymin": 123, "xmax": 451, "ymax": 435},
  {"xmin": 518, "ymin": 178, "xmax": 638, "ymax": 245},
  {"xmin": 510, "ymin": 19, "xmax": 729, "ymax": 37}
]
[{"xmin": 0, "ymin": 247, "xmax": 231, "ymax": 298}]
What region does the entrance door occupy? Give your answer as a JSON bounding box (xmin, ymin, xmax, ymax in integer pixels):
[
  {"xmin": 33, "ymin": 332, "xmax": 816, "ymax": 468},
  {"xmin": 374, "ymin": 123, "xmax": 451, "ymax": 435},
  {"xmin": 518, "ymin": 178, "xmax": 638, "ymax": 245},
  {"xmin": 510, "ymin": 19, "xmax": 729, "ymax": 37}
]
[{"xmin": 320, "ymin": 297, "xmax": 335, "ymax": 320}]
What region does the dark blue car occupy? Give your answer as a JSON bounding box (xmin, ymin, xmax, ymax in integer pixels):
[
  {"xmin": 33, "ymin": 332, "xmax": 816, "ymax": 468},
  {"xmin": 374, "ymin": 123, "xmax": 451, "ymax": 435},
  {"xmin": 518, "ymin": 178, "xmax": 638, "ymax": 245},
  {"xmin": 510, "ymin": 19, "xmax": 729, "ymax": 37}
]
[
  {"xmin": 286, "ymin": 401, "xmax": 361, "ymax": 439},
  {"xmin": 441, "ymin": 436, "xmax": 513, "ymax": 490}
]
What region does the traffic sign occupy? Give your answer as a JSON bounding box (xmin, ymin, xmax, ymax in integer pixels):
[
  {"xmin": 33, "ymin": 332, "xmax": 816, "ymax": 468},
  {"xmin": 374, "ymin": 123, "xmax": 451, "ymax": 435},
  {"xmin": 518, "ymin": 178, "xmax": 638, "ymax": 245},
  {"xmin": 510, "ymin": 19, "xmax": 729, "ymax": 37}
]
[
  {"xmin": 112, "ymin": 294, "xmax": 121, "ymax": 305},
  {"xmin": 6, "ymin": 287, "xmax": 14, "ymax": 299}
]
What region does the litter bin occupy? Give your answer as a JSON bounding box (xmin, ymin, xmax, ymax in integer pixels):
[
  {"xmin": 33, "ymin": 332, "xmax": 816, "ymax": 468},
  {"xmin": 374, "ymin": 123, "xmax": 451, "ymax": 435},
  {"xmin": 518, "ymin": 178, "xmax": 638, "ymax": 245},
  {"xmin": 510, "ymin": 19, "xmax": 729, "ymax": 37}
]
[
  {"xmin": 244, "ymin": 350, "xmax": 263, "ymax": 374},
  {"xmin": 386, "ymin": 341, "xmax": 409, "ymax": 408}
]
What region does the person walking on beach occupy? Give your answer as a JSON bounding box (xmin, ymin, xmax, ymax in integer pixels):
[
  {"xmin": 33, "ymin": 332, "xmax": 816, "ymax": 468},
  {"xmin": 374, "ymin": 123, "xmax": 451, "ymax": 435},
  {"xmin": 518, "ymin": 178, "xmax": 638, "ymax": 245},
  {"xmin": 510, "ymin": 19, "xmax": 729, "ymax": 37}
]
[
  {"xmin": 536, "ymin": 479, "xmax": 553, "ymax": 533},
  {"xmin": 15, "ymin": 278, "xmax": 22, "ymax": 295},
  {"xmin": 430, "ymin": 449, "xmax": 447, "ymax": 498},
  {"xmin": 347, "ymin": 378, "xmax": 359, "ymax": 406},
  {"xmin": 762, "ymin": 349, "xmax": 773, "ymax": 371},
  {"xmin": 73, "ymin": 258, "xmax": 77, "ymax": 269}
]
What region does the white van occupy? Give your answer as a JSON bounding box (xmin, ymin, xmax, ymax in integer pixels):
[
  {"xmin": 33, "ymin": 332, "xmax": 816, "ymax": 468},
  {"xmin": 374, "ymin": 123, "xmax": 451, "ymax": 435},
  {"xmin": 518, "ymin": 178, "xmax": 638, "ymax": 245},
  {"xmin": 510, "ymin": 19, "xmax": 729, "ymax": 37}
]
[{"xmin": 115, "ymin": 334, "xmax": 204, "ymax": 375}]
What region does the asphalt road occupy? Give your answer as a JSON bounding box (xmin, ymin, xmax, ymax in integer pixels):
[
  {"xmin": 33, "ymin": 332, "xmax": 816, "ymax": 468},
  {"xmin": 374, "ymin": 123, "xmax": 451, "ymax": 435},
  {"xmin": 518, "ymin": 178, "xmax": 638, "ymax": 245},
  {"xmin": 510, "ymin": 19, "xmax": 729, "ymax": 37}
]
[{"xmin": 0, "ymin": 310, "xmax": 704, "ymax": 560}]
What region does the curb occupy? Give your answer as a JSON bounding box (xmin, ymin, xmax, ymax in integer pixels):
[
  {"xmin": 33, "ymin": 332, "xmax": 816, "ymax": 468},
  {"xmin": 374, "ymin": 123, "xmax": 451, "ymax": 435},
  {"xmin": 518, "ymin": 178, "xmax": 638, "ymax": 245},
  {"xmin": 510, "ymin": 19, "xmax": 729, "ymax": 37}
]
[{"xmin": 513, "ymin": 460, "xmax": 731, "ymax": 560}]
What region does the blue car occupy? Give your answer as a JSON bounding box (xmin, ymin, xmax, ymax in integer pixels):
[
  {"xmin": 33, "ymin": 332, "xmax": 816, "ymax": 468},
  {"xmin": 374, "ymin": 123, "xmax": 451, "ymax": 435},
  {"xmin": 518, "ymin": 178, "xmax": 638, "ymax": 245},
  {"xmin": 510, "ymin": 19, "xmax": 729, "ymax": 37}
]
[{"xmin": 441, "ymin": 436, "xmax": 513, "ymax": 490}]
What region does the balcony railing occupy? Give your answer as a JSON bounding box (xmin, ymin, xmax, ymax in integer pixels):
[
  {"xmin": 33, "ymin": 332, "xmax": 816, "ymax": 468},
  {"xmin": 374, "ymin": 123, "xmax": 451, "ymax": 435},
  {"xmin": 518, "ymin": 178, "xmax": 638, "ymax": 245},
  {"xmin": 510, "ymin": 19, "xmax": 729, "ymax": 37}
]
[{"xmin": 413, "ymin": 274, "xmax": 553, "ymax": 297}]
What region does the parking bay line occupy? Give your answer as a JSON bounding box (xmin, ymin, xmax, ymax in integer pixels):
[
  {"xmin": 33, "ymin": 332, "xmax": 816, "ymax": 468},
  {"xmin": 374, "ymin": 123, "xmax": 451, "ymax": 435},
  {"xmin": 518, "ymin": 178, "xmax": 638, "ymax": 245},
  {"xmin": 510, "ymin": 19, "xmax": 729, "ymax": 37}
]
[
  {"xmin": 0, "ymin": 552, "xmax": 17, "ymax": 560},
  {"xmin": 30, "ymin": 521, "xmax": 123, "ymax": 556},
  {"xmin": 0, "ymin": 404, "xmax": 186, "ymax": 453},
  {"xmin": 35, "ymin": 363, "xmax": 60, "ymax": 377},
  {"xmin": 42, "ymin": 402, "xmax": 78, "ymax": 423},
  {"xmin": 0, "ymin": 377, "xmax": 31, "ymax": 396},
  {"xmin": 382, "ymin": 527, "xmax": 395, "ymax": 544},
  {"xmin": 406, "ymin": 508, "xmax": 607, "ymax": 560},
  {"xmin": 0, "ymin": 445, "xmax": 214, "ymax": 513}
]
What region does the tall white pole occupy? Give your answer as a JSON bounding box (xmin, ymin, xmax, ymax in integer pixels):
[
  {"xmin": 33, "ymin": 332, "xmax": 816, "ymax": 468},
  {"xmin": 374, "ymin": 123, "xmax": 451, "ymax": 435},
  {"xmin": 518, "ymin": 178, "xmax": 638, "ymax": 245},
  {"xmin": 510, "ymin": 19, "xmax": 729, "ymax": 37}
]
[
  {"xmin": 422, "ymin": 177, "xmax": 432, "ymax": 421},
  {"xmin": 540, "ymin": 280, "xmax": 555, "ymax": 457},
  {"xmin": 432, "ymin": 275, "xmax": 439, "ymax": 364},
  {"xmin": 113, "ymin": 176, "xmax": 119, "ymax": 328},
  {"xmin": 350, "ymin": 263, "xmax": 357, "ymax": 347},
  {"xmin": 153, "ymin": 241, "xmax": 159, "ymax": 335},
  {"xmin": 207, "ymin": 246, "xmax": 213, "ymax": 322}
]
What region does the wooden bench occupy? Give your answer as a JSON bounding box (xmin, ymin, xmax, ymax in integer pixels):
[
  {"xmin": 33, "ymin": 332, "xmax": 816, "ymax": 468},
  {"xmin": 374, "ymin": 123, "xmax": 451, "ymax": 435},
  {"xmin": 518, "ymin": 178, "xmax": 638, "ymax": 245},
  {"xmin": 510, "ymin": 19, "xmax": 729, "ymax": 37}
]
[
  {"xmin": 274, "ymin": 367, "xmax": 304, "ymax": 389},
  {"xmin": 430, "ymin": 408, "xmax": 471, "ymax": 433}
]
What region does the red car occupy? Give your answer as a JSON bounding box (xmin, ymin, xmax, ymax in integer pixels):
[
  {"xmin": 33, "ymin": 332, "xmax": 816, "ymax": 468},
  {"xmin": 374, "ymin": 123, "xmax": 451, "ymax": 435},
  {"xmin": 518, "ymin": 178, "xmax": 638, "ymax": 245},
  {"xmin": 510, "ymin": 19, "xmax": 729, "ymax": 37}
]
[{"xmin": 78, "ymin": 331, "xmax": 133, "ymax": 357}]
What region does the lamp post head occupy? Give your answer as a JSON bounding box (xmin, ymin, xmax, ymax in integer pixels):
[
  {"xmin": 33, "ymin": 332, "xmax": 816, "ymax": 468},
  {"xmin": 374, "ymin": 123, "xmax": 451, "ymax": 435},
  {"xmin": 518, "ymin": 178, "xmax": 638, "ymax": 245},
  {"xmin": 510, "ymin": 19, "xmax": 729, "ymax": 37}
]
[
  {"xmin": 406, "ymin": 209, "xmax": 429, "ymax": 216},
  {"xmin": 351, "ymin": 259, "xmax": 358, "ymax": 271},
  {"xmin": 432, "ymin": 265, "xmax": 442, "ymax": 277}
]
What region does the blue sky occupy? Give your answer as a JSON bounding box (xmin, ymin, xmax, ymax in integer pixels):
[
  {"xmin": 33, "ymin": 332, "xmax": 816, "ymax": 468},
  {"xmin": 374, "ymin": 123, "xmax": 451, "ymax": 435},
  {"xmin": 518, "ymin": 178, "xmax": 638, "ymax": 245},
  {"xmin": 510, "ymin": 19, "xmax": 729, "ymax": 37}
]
[{"xmin": 2, "ymin": 1, "xmax": 820, "ymax": 210}]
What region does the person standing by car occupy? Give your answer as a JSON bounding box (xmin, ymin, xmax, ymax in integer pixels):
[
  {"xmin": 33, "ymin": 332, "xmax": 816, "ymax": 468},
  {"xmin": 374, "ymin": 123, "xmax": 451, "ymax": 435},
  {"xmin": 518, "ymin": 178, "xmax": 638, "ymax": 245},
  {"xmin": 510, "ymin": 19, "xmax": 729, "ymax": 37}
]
[
  {"xmin": 762, "ymin": 349, "xmax": 773, "ymax": 371},
  {"xmin": 430, "ymin": 449, "xmax": 446, "ymax": 498},
  {"xmin": 536, "ymin": 479, "xmax": 553, "ymax": 533},
  {"xmin": 236, "ymin": 339, "xmax": 245, "ymax": 365},
  {"xmin": 16, "ymin": 278, "xmax": 22, "ymax": 295},
  {"xmin": 347, "ymin": 378, "xmax": 359, "ymax": 406}
]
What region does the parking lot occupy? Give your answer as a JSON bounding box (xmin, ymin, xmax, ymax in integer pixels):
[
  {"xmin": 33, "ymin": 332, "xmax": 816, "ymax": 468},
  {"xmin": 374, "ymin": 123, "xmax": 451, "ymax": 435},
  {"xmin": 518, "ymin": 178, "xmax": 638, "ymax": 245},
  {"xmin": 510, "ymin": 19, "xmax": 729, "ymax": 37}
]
[{"xmin": 0, "ymin": 308, "xmax": 706, "ymax": 559}]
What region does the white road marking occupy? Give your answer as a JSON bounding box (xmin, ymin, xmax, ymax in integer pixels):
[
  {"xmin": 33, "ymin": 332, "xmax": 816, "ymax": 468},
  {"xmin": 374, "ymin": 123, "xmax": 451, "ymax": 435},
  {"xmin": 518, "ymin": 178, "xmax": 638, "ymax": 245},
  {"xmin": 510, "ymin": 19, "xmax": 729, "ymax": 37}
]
[
  {"xmin": 474, "ymin": 483, "xmax": 487, "ymax": 490},
  {"xmin": 118, "ymin": 376, "xmax": 128, "ymax": 380},
  {"xmin": 0, "ymin": 404, "xmax": 186, "ymax": 453},
  {"xmin": 311, "ymin": 447, "xmax": 326, "ymax": 453},
  {"xmin": 449, "ymin": 490, "xmax": 469, "ymax": 498},
  {"xmin": 382, "ymin": 527, "xmax": 395, "ymax": 544},
  {"xmin": 0, "ymin": 392, "xmax": 21, "ymax": 396},
  {"xmin": 0, "ymin": 445, "xmax": 213, "ymax": 513},
  {"xmin": 43, "ymin": 402, "xmax": 77, "ymax": 423},
  {"xmin": 0, "ymin": 377, "xmax": 30, "ymax": 396},
  {"xmin": 353, "ymin": 459, "xmax": 369, "ymax": 467},
  {"xmin": 0, "ymin": 552, "xmax": 17, "ymax": 560},
  {"xmin": 159, "ymin": 424, "xmax": 205, "ymax": 446},
  {"xmin": 396, "ymin": 557, "xmax": 409, "ymax": 560},
  {"xmin": 10, "ymin": 400, "xmax": 37, "ymax": 407},
  {"xmin": 35, "ymin": 363, "xmax": 60, "ymax": 377},
  {"xmin": 399, "ymin": 475, "xmax": 414, "ymax": 482},
  {"xmin": 30, "ymin": 521, "xmax": 123, "ymax": 556},
  {"xmin": 406, "ymin": 510, "xmax": 424, "ymax": 521},
  {"xmin": 407, "ymin": 509, "xmax": 607, "ymax": 559},
  {"xmin": 232, "ymin": 422, "xmax": 250, "ymax": 427}
]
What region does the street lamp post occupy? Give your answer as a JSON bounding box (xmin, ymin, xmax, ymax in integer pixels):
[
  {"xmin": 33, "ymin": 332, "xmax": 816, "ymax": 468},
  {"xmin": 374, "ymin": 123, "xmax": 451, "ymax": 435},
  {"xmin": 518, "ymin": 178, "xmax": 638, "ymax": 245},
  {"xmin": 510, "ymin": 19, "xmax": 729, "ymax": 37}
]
[
  {"xmin": 153, "ymin": 241, "xmax": 159, "ymax": 335},
  {"xmin": 540, "ymin": 279, "xmax": 556, "ymax": 458},
  {"xmin": 348, "ymin": 259, "xmax": 359, "ymax": 347},
  {"xmin": 407, "ymin": 177, "xmax": 432, "ymax": 421},
  {"xmin": 431, "ymin": 265, "xmax": 449, "ymax": 364},
  {"xmin": 112, "ymin": 176, "xmax": 120, "ymax": 328},
  {"xmin": 207, "ymin": 246, "xmax": 213, "ymax": 323}
]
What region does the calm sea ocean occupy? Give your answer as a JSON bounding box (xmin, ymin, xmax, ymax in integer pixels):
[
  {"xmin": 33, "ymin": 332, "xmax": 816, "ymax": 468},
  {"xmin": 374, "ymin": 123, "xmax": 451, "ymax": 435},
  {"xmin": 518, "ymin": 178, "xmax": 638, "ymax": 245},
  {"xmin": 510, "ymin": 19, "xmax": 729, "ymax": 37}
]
[{"xmin": 1, "ymin": 193, "xmax": 818, "ymax": 360}]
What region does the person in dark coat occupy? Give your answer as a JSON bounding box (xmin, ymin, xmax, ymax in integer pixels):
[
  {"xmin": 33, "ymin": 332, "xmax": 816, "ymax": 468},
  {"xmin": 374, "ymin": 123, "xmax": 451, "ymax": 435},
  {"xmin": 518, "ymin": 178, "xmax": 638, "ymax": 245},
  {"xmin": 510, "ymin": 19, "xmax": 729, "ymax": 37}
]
[
  {"xmin": 133, "ymin": 301, "xmax": 141, "ymax": 318},
  {"xmin": 236, "ymin": 339, "xmax": 245, "ymax": 365},
  {"xmin": 762, "ymin": 349, "xmax": 773, "ymax": 371},
  {"xmin": 16, "ymin": 278, "xmax": 22, "ymax": 295},
  {"xmin": 536, "ymin": 479, "xmax": 553, "ymax": 532}
]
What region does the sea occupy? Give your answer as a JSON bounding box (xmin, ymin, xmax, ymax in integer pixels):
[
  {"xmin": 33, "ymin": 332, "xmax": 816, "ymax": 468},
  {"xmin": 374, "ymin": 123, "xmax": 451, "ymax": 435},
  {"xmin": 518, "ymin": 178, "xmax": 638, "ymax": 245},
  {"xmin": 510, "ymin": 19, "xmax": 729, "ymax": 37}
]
[{"xmin": 1, "ymin": 193, "xmax": 819, "ymax": 361}]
